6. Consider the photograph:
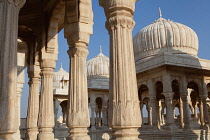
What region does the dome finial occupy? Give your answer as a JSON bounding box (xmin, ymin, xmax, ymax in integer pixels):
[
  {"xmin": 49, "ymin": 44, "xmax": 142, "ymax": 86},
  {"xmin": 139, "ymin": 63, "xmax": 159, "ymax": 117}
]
[
  {"xmin": 159, "ymin": 7, "xmax": 162, "ymax": 18},
  {"xmin": 60, "ymin": 63, "xmax": 63, "ymax": 68},
  {"xmin": 100, "ymin": 45, "xmax": 102, "ymax": 53}
]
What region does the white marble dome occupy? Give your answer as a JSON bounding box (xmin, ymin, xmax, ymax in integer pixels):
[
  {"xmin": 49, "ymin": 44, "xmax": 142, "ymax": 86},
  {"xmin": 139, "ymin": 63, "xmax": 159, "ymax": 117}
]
[
  {"xmin": 87, "ymin": 49, "xmax": 109, "ymax": 77},
  {"xmin": 133, "ymin": 15, "xmax": 199, "ymax": 61},
  {"xmin": 53, "ymin": 64, "xmax": 69, "ymax": 82}
]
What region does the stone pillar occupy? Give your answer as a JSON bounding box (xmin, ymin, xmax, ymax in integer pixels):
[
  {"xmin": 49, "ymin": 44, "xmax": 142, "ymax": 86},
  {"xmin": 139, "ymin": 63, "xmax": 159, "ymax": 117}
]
[
  {"xmin": 199, "ymin": 98, "xmax": 205, "ymax": 129},
  {"xmin": 54, "ymin": 99, "xmax": 60, "ymax": 124},
  {"xmin": 181, "ymin": 94, "xmax": 192, "ymax": 130},
  {"xmin": 147, "ymin": 105, "xmax": 152, "ymax": 126},
  {"xmin": 13, "ymin": 70, "xmax": 25, "ymax": 140},
  {"xmin": 64, "ymin": 0, "xmax": 93, "ymax": 139},
  {"xmin": 38, "ymin": 60, "xmax": 56, "ymax": 140},
  {"xmin": 90, "ymin": 106, "xmax": 96, "ymax": 130},
  {"xmin": 162, "ymin": 92, "xmax": 176, "ymax": 129},
  {"xmin": 194, "ymin": 104, "xmax": 198, "ymax": 119},
  {"xmin": 162, "ymin": 72, "xmax": 176, "ymax": 129},
  {"xmin": 66, "ymin": 45, "xmax": 90, "ymax": 139},
  {"xmin": 99, "ymin": 0, "xmax": 141, "ymax": 139},
  {"xmin": 148, "ymin": 79, "xmax": 158, "ymax": 129},
  {"xmin": 63, "ymin": 112, "xmax": 67, "ymax": 124},
  {"xmin": 0, "ymin": 0, "xmax": 25, "ymax": 139},
  {"xmin": 26, "ymin": 66, "xmax": 40, "ymax": 140},
  {"xmin": 201, "ymin": 80, "xmax": 210, "ymax": 130},
  {"xmin": 179, "ymin": 99, "xmax": 184, "ymax": 129},
  {"xmin": 102, "ymin": 105, "xmax": 108, "ymax": 128},
  {"xmin": 201, "ymin": 96, "xmax": 209, "ymax": 130},
  {"xmin": 158, "ymin": 101, "xmax": 162, "ymax": 125}
]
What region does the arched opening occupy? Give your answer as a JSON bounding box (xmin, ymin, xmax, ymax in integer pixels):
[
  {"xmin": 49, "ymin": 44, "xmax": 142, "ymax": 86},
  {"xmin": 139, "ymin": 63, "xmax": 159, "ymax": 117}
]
[
  {"xmin": 60, "ymin": 100, "xmax": 68, "ymax": 124},
  {"xmin": 95, "ymin": 97, "xmax": 103, "ymax": 127},
  {"xmin": 172, "ymin": 80, "xmax": 181, "ymax": 127},
  {"xmin": 138, "ymin": 85, "xmax": 149, "ymax": 126},
  {"xmin": 155, "ymin": 81, "xmax": 165, "ymax": 126},
  {"xmin": 187, "ymin": 81, "xmax": 200, "ymax": 125}
]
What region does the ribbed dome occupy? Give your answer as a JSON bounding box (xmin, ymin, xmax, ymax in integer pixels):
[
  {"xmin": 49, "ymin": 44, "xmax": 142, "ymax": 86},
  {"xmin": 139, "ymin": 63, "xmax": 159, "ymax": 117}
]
[
  {"xmin": 87, "ymin": 50, "xmax": 109, "ymax": 77},
  {"xmin": 54, "ymin": 64, "xmax": 69, "ymax": 82},
  {"xmin": 133, "ymin": 16, "xmax": 199, "ymax": 61}
]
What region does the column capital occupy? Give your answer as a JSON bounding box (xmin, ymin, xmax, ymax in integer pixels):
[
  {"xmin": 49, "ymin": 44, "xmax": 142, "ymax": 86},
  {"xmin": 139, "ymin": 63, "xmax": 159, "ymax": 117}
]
[
  {"xmin": 40, "ymin": 59, "xmax": 56, "ymax": 69},
  {"xmin": 99, "ymin": 0, "xmax": 137, "ymax": 15},
  {"xmin": 67, "ymin": 45, "xmax": 88, "ymax": 57},
  {"xmin": 162, "ymin": 92, "xmax": 174, "ymax": 100},
  {"xmin": 200, "ymin": 95, "xmax": 208, "ymax": 100},
  {"xmin": 106, "ymin": 16, "xmax": 135, "ymax": 31},
  {"xmin": 5, "ymin": 0, "xmax": 26, "ymax": 9},
  {"xmin": 149, "ymin": 96, "xmax": 156, "ymax": 101}
]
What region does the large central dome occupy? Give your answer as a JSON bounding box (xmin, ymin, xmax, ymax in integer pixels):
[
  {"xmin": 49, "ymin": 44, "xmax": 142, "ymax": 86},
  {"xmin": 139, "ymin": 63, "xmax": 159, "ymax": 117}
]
[{"xmin": 133, "ymin": 13, "xmax": 198, "ymax": 62}]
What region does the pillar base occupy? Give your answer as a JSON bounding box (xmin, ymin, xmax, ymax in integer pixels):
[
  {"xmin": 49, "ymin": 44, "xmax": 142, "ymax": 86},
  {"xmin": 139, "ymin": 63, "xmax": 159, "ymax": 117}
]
[
  {"xmin": 0, "ymin": 133, "xmax": 14, "ymax": 140},
  {"xmin": 183, "ymin": 124, "xmax": 191, "ymax": 131},
  {"xmin": 203, "ymin": 124, "xmax": 209, "ymax": 130},
  {"xmin": 163, "ymin": 124, "xmax": 177, "ymax": 130},
  {"xmin": 38, "ymin": 128, "xmax": 54, "ymax": 140},
  {"xmin": 111, "ymin": 128, "xmax": 140, "ymax": 140},
  {"xmin": 12, "ymin": 132, "xmax": 21, "ymax": 140},
  {"xmin": 90, "ymin": 126, "xmax": 96, "ymax": 130},
  {"xmin": 200, "ymin": 124, "xmax": 205, "ymax": 129},
  {"xmin": 25, "ymin": 128, "xmax": 38, "ymax": 140},
  {"xmin": 67, "ymin": 128, "xmax": 90, "ymax": 140}
]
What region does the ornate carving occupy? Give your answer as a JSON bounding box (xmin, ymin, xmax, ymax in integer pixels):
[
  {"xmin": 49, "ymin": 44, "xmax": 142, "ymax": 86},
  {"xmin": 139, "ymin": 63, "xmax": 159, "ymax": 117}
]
[
  {"xmin": 106, "ymin": 16, "xmax": 135, "ymax": 30},
  {"xmin": 46, "ymin": 0, "xmax": 64, "ymax": 53}
]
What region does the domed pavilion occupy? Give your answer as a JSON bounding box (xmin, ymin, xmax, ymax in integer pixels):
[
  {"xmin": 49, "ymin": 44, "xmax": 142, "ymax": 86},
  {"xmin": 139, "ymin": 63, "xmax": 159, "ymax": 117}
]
[{"xmin": 133, "ymin": 9, "xmax": 210, "ymax": 139}]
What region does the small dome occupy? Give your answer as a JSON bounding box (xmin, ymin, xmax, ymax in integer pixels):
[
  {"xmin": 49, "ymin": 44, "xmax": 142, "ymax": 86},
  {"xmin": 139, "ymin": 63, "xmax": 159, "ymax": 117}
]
[
  {"xmin": 87, "ymin": 48, "xmax": 109, "ymax": 77},
  {"xmin": 133, "ymin": 15, "xmax": 199, "ymax": 61},
  {"xmin": 54, "ymin": 64, "xmax": 69, "ymax": 82}
]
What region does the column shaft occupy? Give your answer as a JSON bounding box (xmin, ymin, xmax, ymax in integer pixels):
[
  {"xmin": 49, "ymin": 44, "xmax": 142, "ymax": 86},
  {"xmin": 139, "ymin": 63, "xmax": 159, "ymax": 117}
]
[
  {"xmin": 102, "ymin": 106, "xmax": 108, "ymax": 128},
  {"xmin": 38, "ymin": 67, "xmax": 55, "ymax": 139},
  {"xmin": 66, "ymin": 46, "xmax": 90, "ymax": 140},
  {"xmin": 13, "ymin": 70, "xmax": 25, "ymax": 140},
  {"xmin": 179, "ymin": 99, "xmax": 184, "ymax": 128},
  {"xmin": 148, "ymin": 79, "xmax": 158, "ymax": 129},
  {"xmin": 162, "ymin": 71, "xmax": 176, "ymax": 129},
  {"xmin": 100, "ymin": 0, "xmax": 141, "ymax": 139},
  {"xmin": 163, "ymin": 93, "xmax": 175, "ymax": 129},
  {"xmin": 199, "ymin": 99, "xmax": 205, "ymax": 128},
  {"xmin": 90, "ymin": 106, "xmax": 96, "ymax": 130},
  {"xmin": 0, "ymin": 0, "xmax": 25, "ymax": 139},
  {"xmin": 26, "ymin": 71, "xmax": 40, "ymax": 140},
  {"xmin": 181, "ymin": 94, "xmax": 192, "ymax": 130}
]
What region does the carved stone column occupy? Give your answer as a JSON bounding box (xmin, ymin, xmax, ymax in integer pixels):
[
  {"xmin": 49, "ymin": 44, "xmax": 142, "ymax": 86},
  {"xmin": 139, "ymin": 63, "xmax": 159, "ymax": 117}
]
[
  {"xmin": 181, "ymin": 94, "xmax": 191, "ymax": 130},
  {"xmin": 179, "ymin": 99, "xmax": 184, "ymax": 129},
  {"xmin": 13, "ymin": 70, "xmax": 25, "ymax": 140},
  {"xmin": 148, "ymin": 79, "xmax": 158, "ymax": 129},
  {"xmin": 90, "ymin": 106, "xmax": 96, "ymax": 130},
  {"xmin": 162, "ymin": 92, "xmax": 176, "ymax": 129},
  {"xmin": 198, "ymin": 98, "xmax": 205, "ymax": 129},
  {"xmin": 99, "ymin": 0, "xmax": 141, "ymax": 139},
  {"xmin": 66, "ymin": 47, "xmax": 90, "ymax": 139},
  {"xmin": 102, "ymin": 105, "xmax": 108, "ymax": 128},
  {"xmin": 38, "ymin": 60, "xmax": 56, "ymax": 140},
  {"xmin": 26, "ymin": 66, "xmax": 40, "ymax": 140},
  {"xmin": 162, "ymin": 72, "xmax": 176, "ymax": 129},
  {"xmin": 64, "ymin": 0, "xmax": 93, "ymax": 139},
  {"xmin": 201, "ymin": 80, "xmax": 210, "ymax": 130},
  {"xmin": 0, "ymin": 0, "xmax": 25, "ymax": 139}
]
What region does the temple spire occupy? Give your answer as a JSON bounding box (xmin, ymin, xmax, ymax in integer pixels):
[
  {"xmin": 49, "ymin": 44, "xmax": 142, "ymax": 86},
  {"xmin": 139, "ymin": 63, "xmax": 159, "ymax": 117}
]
[
  {"xmin": 60, "ymin": 63, "xmax": 63, "ymax": 68},
  {"xmin": 159, "ymin": 7, "xmax": 162, "ymax": 18},
  {"xmin": 100, "ymin": 45, "xmax": 102, "ymax": 53}
]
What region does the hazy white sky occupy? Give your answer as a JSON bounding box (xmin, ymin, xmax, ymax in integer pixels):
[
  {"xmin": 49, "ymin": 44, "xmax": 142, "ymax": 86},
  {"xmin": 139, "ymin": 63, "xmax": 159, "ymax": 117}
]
[{"xmin": 21, "ymin": 0, "xmax": 210, "ymax": 118}]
